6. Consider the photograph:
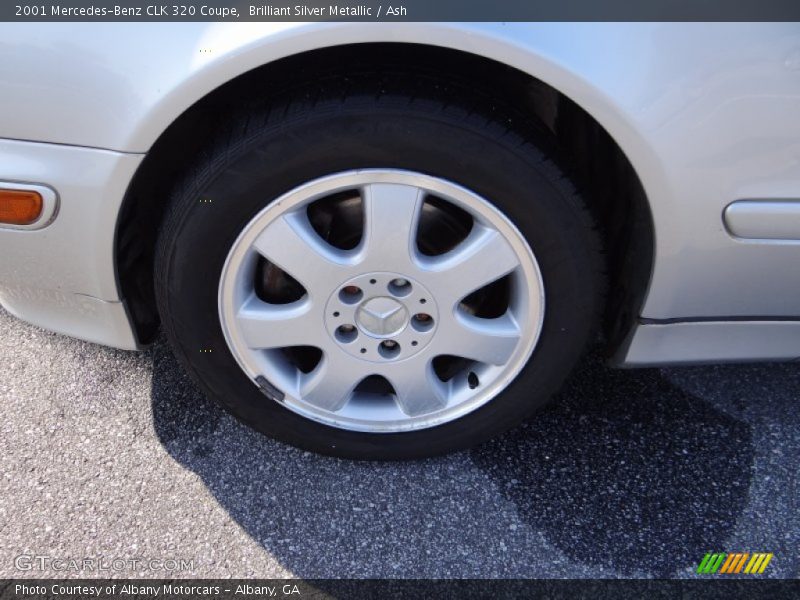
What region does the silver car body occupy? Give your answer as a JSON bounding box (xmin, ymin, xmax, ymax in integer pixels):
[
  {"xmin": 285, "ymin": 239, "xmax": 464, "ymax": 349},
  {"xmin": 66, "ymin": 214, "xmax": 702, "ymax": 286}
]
[{"xmin": 1, "ymin": 22, "xmax": 799, "ymax": 365}]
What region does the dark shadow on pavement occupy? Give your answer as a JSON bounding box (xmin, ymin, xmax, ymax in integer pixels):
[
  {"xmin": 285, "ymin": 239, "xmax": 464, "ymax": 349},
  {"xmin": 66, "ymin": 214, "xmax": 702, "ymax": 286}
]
[
  {"xmin": 471, "ymin": 352, "xmax": 754, "ymax": 576},
  {"xmin": 150, "ymin": 339, "xmax": 755, "ymax": 577}
]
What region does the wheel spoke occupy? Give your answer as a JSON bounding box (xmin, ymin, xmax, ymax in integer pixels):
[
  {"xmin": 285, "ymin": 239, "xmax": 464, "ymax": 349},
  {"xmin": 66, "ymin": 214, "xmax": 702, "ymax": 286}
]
[
  {"xmin": 235, "ymin": 296, "xmax": 319, "ymax": 350},
  {"xmin": 381, "ymin": 359, "xmax": 448, "ymax": 417},
  {"xmin": 252, "ymin": 211, "xmax": 349, "ymax": 291},
  {"xmin": 300, "ymin": 352, "xmax": 359, "ymax": 412},
  {"xmin": 437, "ymin": 311, "xmax": 521, "ymax": 365},
  {"xmin": 359, "ymin": 183, "xmax": 424, "ymax": 271},
  {"xmin": 419, "ymin": 225, "xmax": 520, "ymax": 304}
]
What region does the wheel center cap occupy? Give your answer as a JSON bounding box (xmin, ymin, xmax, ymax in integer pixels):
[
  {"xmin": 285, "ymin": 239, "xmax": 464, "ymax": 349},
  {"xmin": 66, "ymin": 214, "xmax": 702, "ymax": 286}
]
[
  {"xmin": 356, "ymin": 297, "xmax": 409, "ymax": 338},
  {"xmin": 325, "ymin": 272, "xmax": 438, "ymax": 362}
]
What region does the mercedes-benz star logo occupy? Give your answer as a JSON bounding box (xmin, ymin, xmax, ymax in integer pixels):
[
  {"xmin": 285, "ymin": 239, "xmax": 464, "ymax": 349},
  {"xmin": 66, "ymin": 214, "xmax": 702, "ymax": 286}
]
[{"xmin": 356, "ymin": 297, "xmax": 409, "ymax": 338}]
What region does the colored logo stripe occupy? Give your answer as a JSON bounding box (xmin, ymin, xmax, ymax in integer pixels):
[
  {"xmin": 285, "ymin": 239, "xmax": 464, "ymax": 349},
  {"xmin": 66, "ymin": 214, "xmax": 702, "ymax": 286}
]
[
  {"xmin": 720, "ymin": 553, "xmax": 748, "ymax": 573},
  {"xmin": 697, "ymin": 552, "xmax": 773, "ymax": 574},
  {"xmin": 744, "ymin": 553, "xmax": 774, "ymax": 574},
  {"xmin": 697, "ymin": 553, "xmax": 726, "ymax": 574}
]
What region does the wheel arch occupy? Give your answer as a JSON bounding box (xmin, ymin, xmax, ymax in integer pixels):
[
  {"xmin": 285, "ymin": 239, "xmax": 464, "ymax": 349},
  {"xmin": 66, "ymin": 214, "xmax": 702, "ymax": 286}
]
[{"xmin": 116, "ymin": 38, "xmax": 656, "ymax": 356}]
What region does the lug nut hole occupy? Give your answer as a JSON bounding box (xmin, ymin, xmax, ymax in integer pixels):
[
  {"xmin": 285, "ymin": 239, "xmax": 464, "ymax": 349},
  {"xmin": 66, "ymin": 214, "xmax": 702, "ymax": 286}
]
[
  {"xmin": 412, "ymin": 313, "xmax": 434, "ymax": 332},
  {"xmin": 339, "ymin": 286, "xmax": 363, "ymax": 304},
  {"xmin": 335, "ymin": 324, "xmax": 358, "ymax": 343},
  {"xmin": 378, "ymin": 340, "xmax": 401, "ymax": 359},
  {"xmin": 388, "ymin": 278, "xmax": 412, "ymax": 297},
  {"xmin": 359, "ymin": 348, "xmax": 367, "ymax": 354}
]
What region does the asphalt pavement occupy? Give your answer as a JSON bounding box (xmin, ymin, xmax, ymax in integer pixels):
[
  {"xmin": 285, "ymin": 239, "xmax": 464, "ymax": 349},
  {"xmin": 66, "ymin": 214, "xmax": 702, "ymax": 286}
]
[{"xmin": 0, "ymin": 306, "xmax": 797, "ymax": 578}]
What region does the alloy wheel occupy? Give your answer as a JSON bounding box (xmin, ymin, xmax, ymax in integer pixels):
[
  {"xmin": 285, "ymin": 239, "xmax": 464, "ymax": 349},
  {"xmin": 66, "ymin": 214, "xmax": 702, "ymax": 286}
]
[{"xmin": 218, "ymin": 170, "xmax": 545, "ymax": 432}]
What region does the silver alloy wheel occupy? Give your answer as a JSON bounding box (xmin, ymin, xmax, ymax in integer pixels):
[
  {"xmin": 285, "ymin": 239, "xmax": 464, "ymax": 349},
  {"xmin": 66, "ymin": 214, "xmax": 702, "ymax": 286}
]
[{"xmin": 218, "ymin": 170, "xmax": 545, "ymax": 432}]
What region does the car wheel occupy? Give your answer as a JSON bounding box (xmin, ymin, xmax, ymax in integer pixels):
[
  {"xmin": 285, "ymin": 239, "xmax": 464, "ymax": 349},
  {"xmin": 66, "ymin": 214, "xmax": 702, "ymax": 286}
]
[{"xmin": 154, "ymin": 85, "xmax": 604, "ymax": 459}]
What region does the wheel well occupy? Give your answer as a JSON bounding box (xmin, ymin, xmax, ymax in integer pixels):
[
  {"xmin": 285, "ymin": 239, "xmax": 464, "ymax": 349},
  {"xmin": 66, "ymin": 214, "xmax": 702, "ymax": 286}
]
[{"xmin": 116, "ymin": 43, "xmax": 653, "ymax": 353}]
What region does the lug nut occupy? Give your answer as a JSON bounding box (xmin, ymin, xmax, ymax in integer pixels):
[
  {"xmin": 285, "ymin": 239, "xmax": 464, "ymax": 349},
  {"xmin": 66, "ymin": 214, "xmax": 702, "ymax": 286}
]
[
  {"xmin": 335, "ymin": 324, "xmax": 358, "ymax": 343},
  {"xmin": 412, "ymin": 313, "xmax": 434, "ymax": 332},
  {"xmin": 379, "ymin": 339, "xmax": 401, "ymax": 358},
  {"xmin": 339, "ymin": 285, "xmax": 363, "ymax": 304},
  {"xmin": 388, "ymin": 277, "xmax": 412, "ymax": 297}
]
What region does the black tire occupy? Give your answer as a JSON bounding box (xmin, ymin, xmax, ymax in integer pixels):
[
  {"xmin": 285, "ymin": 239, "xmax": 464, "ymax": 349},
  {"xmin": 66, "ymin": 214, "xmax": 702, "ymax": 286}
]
[{"xmin": 154, "ymin": 83, "xmax": 605, "ymax": 460}]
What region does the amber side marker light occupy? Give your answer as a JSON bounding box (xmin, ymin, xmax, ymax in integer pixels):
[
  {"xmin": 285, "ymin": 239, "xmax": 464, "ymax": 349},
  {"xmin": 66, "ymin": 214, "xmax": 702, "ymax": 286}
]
[{"xmin": 0, "ymin": 188, "xmax": 44, "ymax": 225}]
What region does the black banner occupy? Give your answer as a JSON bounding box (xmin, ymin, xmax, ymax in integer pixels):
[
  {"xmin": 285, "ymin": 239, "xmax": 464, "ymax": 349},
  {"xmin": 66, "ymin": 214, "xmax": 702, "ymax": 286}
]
[
  {"xmin": 4, "ymin": 0, "xmax": 800, "ymax": 22},
  {"xmin": 2, "ymin": 579, "xmax": 800, "ymax": 600}
]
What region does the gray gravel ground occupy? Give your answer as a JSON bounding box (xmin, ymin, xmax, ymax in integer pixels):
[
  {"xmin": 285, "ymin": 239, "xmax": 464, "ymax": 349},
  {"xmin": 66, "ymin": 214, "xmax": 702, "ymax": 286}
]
[{"xmin": 0, "ymin": 306, "xmax": 797, "ymax": 579}]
